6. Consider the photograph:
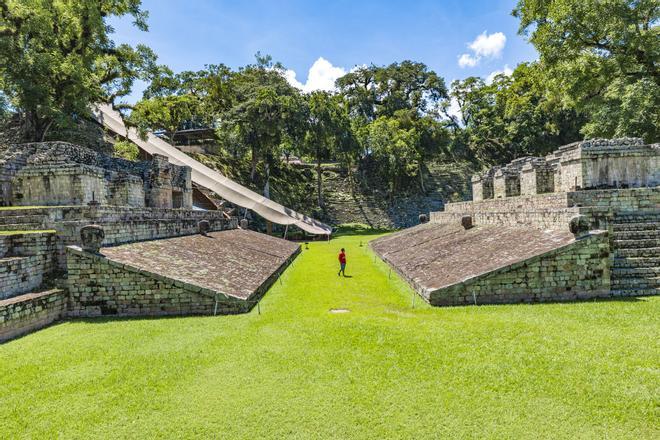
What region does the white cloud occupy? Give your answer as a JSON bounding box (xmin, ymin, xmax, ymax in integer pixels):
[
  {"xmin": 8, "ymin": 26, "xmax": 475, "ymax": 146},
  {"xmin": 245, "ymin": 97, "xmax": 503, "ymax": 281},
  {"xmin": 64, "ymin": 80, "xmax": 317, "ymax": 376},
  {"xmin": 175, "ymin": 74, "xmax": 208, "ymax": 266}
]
[
  {"xmin": 486, "ymin": 65, "xmax": 513, "ymax": 84},
  {"xmin": 458, "ymin": 31, "xmax": 507, "ymax": 68},
  {"xmin": 284, "ymin": 57, "xmax": 347, "ymax": 93},
  {"xmin": 458, "ymin": 53, "xmax": 480, "ymax": 68},
  {"xmin": 469, "ymin": 31, "xmax": 506, "ymax": 58}
]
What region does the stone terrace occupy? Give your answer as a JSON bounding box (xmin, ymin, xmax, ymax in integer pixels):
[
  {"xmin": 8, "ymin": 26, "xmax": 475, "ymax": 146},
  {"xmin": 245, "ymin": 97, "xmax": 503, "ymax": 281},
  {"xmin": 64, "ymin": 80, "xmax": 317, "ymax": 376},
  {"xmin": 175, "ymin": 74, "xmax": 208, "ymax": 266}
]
[
  {"xmin": 371, "ymin": 223, "xmax": 577, "ymax": 297},
  {"xmin": 100, "ymin": 229, "xmax": 300, "ymax": 300}
]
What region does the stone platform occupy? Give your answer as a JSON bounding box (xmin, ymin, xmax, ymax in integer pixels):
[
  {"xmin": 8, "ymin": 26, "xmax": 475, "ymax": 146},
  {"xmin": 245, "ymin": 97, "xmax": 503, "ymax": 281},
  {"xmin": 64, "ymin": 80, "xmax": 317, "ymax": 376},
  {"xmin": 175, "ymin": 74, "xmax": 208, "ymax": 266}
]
[
  {"xmin": 66, "ymin": 229, "xmax": 300, "ymax": 317},
  {"xmin": 371, "ymin": 223, "xmax": 610, "ymax": 306}
]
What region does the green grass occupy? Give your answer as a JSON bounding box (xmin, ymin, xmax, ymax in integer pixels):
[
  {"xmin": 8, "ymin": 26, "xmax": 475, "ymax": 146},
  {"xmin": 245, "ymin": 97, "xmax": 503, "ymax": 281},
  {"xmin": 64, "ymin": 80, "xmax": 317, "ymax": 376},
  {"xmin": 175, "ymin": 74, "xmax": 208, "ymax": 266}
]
[{"xmin": 0, "ymin": 234, "xmax": 658, "ymax": 439}]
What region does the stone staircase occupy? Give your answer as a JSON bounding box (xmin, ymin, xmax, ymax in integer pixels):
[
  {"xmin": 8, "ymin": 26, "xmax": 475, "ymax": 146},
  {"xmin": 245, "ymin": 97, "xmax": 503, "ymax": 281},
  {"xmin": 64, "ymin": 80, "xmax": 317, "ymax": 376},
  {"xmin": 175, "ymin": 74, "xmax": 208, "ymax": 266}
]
[
  {"xmin": 610, "ymin": 212, "xmax": 660, "ymax": 295},
  {"xmin": 0, "ymin": 208, "xmax": 50, "ymax": 231}
]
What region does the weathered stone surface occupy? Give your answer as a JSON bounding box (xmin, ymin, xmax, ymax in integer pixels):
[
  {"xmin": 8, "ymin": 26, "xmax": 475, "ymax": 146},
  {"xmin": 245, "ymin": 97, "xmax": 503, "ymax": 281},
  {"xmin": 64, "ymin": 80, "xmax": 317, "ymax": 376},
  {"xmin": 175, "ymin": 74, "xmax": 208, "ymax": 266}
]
[
  {"xmin": 371, "ymin": 223, "xmax": 611, "ymax": 306},
  {"xmin": 80, "ymin": 225, "xmax": 105, "ymax": 253},
  {"xmin": 0, "ymin": 289, "xmax": 66, "ymax": 342},
  {"xmin": 198, "ymin": 220, "xmax": 210, "ymax": 235},
  {"xmin": 98, "ymin": 229, "xmax": 299, "ymax": 300},
  {"xmin": 569, "ymin": 215, "xmax": 590, "ymax": 237},
  {"xmin": 1, "ymin": 142, "xmax": 193, "ymax": 209}
]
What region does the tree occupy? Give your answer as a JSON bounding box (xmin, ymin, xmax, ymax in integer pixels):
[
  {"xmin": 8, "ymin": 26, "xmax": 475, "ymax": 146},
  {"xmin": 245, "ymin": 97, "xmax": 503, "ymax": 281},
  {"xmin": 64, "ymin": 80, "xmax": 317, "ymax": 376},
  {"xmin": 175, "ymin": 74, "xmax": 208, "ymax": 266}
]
[
  {"xmin": 0, "ymin": 0, "xmax": 160, "ymax": 141},
  {"xmin": 303, "ymin": 91, "xmax": 344, "ymax": 208},
  {"xmin": 337, "ymin": 61, "xmax": 448, "ymax": 121},
  {"xmin": 448, "ymin": 62, "xmax": 583, "ymax": 165},
  {"xmin": 129, "ymin": 94, "xmax": 198, "ymax": 143},
  {"xmin": 513, "ymin": 0, "xmax": 659, "ymax": 142},
  {"xmin": 220, "ymin": 55, "xmax": 306, "ymax": 191},
  {"xmin": 366, "ymin": 116, "xmax": 419, "ymax": 202}
]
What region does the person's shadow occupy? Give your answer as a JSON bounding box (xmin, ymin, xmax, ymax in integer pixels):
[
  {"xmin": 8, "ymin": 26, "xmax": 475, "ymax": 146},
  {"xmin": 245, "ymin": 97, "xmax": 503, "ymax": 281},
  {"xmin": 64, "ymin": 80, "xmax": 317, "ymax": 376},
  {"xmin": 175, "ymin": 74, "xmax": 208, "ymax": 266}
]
[{"xmin": 342, "ymin": 275, "xmax": 353, "ymax": 278}]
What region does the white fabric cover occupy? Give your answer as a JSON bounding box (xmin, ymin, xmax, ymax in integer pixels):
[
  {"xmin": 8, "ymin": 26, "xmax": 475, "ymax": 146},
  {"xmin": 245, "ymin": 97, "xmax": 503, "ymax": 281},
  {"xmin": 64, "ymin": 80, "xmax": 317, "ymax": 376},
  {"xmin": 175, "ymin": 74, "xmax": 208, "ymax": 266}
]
[{"xmin": 91, "ymin": 104, "xmax": 331, "ymax": 235}]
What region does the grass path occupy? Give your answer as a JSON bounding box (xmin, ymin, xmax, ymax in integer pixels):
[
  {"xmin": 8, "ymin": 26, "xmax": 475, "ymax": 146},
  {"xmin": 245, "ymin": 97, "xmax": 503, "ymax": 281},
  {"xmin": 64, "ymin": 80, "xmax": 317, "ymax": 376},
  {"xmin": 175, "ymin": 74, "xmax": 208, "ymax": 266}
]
[{"xmin": 0, "ymin": 234, "xmax": 658, "ymax": 439}]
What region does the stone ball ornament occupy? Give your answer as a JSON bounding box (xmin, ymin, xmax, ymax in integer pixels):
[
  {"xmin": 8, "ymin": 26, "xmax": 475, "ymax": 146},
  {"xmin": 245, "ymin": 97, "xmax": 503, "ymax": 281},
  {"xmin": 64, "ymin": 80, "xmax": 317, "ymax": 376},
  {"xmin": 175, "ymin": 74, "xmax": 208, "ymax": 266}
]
[
  {"xmin": 80, "ymin": 224, "xmax": 105, "ymax": 253},
  {"xmin": 569, "ymin": 215, "xmax": 590, "ymax": 236},
  {"xmin": 198, "ymin": 220, "xmax": 210, "ymax": 236}
]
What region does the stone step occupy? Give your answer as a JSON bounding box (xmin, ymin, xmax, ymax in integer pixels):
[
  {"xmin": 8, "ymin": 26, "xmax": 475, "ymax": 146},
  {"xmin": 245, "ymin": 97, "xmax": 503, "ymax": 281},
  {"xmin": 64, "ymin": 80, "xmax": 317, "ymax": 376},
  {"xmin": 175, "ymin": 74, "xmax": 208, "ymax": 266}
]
[
  {"xmin": 0, "ymin": 223, "xmax": 45, "ymax": 231},
  {"xmin": 612, "ymin": 229, "xmax": 660, "ymax": 240},
  {"xmin": 0, "ymin": 208, "xmax": 53, "ymax": 217},
  {"xmin": 614, "ymin": 247, "xmax": 660, "ymax": 258},
  {"xmin": 612, "ymin": 238, "xmax": 660, "ymax": 249},
  {"xmin": 613, "ymin": 256, "xmax": 660, "ymax": 269},
  {"xmin": 611, "ymin": 223, "xmax": 658, "ymax": 232},
  {"xmin": 612, "ymin": 267, "xmax": 660, "ymax": 278},
  {"xmin": 610, "ymin": 288, "xmax": 660, "ymax": 297},
  {"xmin": 0, "ymin": 214, "xmax": 47, "ymax": 225},
  {"xmin": 611, "ymin": 277, "xmax": 660, "ymax": 289}
]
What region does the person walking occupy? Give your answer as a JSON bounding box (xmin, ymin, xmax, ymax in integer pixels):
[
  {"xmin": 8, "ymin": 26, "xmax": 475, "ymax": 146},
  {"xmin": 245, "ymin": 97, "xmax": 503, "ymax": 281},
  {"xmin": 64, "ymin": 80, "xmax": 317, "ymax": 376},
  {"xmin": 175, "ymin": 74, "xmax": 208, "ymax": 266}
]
[{"xmin": 338, "ymin": 248, "xmax": 347, "ymax": 277}]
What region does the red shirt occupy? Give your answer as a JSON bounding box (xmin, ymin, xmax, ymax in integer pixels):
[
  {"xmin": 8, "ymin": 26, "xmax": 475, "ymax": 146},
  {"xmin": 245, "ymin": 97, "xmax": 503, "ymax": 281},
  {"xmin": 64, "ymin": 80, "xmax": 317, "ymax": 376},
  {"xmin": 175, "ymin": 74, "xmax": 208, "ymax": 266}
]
[{"xmin": 338, "ymin": 252, "xmax": 346, "ymax": 264}]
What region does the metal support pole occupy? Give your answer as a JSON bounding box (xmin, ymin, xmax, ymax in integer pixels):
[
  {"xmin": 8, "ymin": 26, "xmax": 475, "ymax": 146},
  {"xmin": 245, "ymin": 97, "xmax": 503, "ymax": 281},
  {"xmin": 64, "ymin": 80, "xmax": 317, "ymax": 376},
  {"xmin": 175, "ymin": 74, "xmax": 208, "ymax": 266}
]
[
  {"xmin": 213, "ymin": 294, "xmax": 219, "ymax": 316},
  {"xmin": 472, "ymin": 291, "xmax": 477, "ymax": 306},
  {"xmin": 283, "ymin": 225, "xmax": 289, "ymax": 239}
]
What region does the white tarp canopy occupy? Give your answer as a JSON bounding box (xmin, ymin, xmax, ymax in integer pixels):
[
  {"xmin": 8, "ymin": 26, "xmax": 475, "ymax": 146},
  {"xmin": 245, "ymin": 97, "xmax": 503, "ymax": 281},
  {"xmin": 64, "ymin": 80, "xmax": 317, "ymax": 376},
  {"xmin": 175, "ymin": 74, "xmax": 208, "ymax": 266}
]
[{"xmin": 91, "ymin": 103, "xmax": 332, "ymax": 235}]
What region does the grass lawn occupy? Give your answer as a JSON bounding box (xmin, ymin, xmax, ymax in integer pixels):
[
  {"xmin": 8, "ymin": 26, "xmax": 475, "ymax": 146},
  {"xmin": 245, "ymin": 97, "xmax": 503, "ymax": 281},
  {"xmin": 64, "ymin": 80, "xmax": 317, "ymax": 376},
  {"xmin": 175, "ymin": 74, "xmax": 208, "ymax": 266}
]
[{"xmin": 1, "ymin": 234, "xmax": 658, "ymax": 439}]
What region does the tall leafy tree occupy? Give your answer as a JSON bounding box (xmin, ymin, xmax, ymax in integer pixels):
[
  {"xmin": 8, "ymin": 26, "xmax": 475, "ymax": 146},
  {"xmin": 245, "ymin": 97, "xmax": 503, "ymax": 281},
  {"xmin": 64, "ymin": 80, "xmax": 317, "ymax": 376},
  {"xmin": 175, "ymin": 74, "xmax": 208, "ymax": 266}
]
[
  {"xmin": 0, "ymin": 0, "xmax": 161, "ymax": 141},
  {"xmin": 129, "ymin": 94, "xmax": 198, "ymax": 143},
  {"xmin": 449, "ymin": 62, "xmax": 583, "ymax": 165},
  {"xmin": 220, "ymin": 55, "xmax": 306, "ymax": 190},
  {"xmin": 303, "ymin": 91, "xmax": 344, "ymax": 208},
  {"xmin": 513, "ymin": 0, "xmax": 659, "ymax": 142}
]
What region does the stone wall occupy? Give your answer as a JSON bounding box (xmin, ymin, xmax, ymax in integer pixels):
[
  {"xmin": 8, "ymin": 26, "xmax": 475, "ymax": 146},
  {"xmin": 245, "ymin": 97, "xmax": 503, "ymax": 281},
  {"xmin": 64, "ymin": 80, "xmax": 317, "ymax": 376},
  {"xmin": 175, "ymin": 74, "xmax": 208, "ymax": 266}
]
[
  {"xmin": 445, "ymin": 192, "xmax": 570, "ymax": 213},
  {"xmin": 520, "ymin": 161, "xmax": 554, "ymax": 196},
  {"xmin": 0, "ymin": 289, "xmax": 66, "ymax": 342},
  {"xmin": 66, "ymin": 247, "xmax": 251, "ymax": 317},
  {"xmin": 0, "ymin": 206, "xmax": 238, "ymax": 268},
  {"xmin": 2, "ymin": 142, "xmax": 193, "ymax": 209},
  {"xmin": 471, "ymin": 138, "xmax": 659, "ymax": 200},
  {"xmin": 429, "ymin": 232, "xmax": 611, "ymax": 306},
  {"xmin": 431, "ymin": 208, "xmax": 580, "ymax": 230},
  {"xmin": 12, "ymin": 164, "xmax": 109, "ymax": 206},
  {"xmin": 0, "ymin": 232, "xmax": 58, "ymax": 299},
  {"xmin": 435, "ymin": 187, "xmax": 660, "ymax": 230}
]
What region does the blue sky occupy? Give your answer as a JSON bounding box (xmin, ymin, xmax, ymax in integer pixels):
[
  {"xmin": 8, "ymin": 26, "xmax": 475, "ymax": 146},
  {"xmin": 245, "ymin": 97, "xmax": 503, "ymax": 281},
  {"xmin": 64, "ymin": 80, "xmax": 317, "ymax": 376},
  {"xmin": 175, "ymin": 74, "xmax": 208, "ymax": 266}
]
[{"xmin": 110, "ymin": 0, "xmax": 538, "ymax": 102}]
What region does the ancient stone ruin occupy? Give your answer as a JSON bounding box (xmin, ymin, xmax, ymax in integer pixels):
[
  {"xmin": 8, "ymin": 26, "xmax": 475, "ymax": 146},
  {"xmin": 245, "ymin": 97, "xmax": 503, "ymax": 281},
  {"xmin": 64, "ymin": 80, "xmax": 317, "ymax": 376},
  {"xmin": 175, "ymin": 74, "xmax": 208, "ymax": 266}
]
[
  {"xmin": 1, "ymin": 142, "xmax": 193, "ymax": 208},
  {"xmin": 0, "ymin": 141, "xmax": 299, "ymax": 342},
  {"xmin": 372, "ymin": 138, "xmax": 659, "ymax": 306}
]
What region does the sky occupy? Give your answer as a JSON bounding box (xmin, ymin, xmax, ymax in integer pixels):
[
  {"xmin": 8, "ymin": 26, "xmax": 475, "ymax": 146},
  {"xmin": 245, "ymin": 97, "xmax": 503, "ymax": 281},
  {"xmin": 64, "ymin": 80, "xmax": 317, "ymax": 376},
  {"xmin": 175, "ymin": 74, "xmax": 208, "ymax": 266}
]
[{"xmin": 110, "ymin": 0, "xmax": 538, "ymax": 103}]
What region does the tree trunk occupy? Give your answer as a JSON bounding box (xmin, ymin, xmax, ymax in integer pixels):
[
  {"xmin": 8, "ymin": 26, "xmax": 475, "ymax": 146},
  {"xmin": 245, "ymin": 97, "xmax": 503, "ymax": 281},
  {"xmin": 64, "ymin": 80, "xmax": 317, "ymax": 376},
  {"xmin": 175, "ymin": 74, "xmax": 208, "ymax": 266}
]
[
  {"xmin": 263, "ymin": 162, "xmax": 270, "ymax": 199},
  {"xmin": 418, "ymin": 160, "xmax": 426, "ymax": 193},
  {"xmin": 316, "ymin": 148, "xmax": 323, "ymax": 208},
  {"xmin": 250, "ymin": 146, "xmax": 258, "ymax": 183},
  {"xmin": 24, "ymin": 111, "xmax": 53, "ymax": 142}
]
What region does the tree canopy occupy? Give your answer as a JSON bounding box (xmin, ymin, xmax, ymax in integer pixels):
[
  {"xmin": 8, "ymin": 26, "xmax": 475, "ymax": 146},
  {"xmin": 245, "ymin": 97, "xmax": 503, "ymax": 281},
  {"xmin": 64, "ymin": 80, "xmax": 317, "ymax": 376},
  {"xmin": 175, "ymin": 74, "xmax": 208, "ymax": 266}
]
[{"xmin": 0, "ymin": 0, "xmax": 160, "ymax": 141}]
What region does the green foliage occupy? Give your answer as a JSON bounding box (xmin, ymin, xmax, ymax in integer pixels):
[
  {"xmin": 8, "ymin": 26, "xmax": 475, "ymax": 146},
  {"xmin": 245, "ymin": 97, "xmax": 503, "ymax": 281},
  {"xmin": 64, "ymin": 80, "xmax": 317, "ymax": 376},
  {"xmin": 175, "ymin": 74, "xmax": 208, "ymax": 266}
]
[
  {"xmin": 0, "ymin": 235, "xmax": 657, "ymax": 438},
  {"xmin": 113, "ymin": 139, "xmax": 139, "ymax": 161},
  {"xmin": 129, "ymin": 94, "xmax": 198, "ymax": 142},
  {"xmin": 0, "ymin": 0, "xmax": 161, "ymax": 141},
  {"xmin": 513, "ymin": 0, "xmax": 659, "ymax": 142},
  {"xmin": 337, "ymin": 61, "xmax": 448, "ymax": 121},
  {"xmin": 448, "ymin": 62, "xmax": 584, "ymax": 165}
]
